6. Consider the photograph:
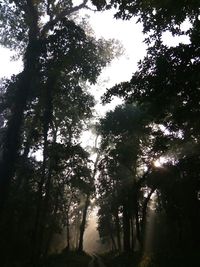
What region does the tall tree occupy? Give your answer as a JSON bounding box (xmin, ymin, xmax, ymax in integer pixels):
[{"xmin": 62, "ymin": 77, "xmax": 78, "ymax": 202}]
[
  {"xmin": 0, "ymin": 3, "xmax": 119, "ymax": 264},
  {"xmin": 96, "ymin": 0, "xmax": 200, "ymax": 256},
  {"xmin": 97, "ymin": 104, "xmax": 151, "ymax": 251},
  {"xmin": 0, "ymin": 0, "xmax": 116, "ymax": 212}
]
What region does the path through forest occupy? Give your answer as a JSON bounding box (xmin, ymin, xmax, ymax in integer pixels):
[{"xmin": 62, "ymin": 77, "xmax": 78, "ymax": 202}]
[{"xmin": 88, "ymin": 254, "xmax": 107, "ymax": 267}]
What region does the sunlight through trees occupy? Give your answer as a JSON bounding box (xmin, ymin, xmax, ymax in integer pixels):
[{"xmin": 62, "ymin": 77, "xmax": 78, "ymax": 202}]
[{"xmin": 0, "ymin": 1, "xmax": 200, "ymax": 267}]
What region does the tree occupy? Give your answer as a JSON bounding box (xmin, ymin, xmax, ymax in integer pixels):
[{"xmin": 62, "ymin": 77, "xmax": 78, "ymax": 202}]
[
  {"xmin": 97, "ymin": 104, "xmax": 151, "ymax": 252},
  {"xmin": 96, "ymin": 0, "xmax": 199, "ymax": 145},
  {"xmin": 0, "ymin": 2, "xmax": 120, "ymax": 264},
  {"xmin": 94, "ymin": 1, "xmax": 200, "ymax": 258},
  {"xmin": 0, "ymin": 0, "xmax": 86, "ymax": 212},
  {"xmin": 0, "ymin": 0, "xmax": 117, "ymax": 212},
  {"xmin": 91, "ymin": 0, "xmax": 199, "ymax": 38}
]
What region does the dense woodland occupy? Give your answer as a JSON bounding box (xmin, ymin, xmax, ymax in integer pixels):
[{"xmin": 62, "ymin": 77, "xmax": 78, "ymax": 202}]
[{"xmin": 0, "ymin": 1, "xmax": 200, "ymax": 267}]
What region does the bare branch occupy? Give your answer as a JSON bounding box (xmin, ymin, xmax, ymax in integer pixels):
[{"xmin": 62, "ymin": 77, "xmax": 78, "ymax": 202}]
[
  {"xmin": 41, "ymin": 0, "xmax": 88, "ymax": 37},
  {"xmin": 85, "ymin": 5, "xmax": 98, "ymax": 12}
]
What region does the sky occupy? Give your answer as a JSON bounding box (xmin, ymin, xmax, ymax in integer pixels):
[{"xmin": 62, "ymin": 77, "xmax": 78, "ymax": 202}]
[
  {"xmin": 0, "ymin": 48, "xmax": 23, "ymax": 78},
  {"xmin": 82, "ymin": 9, "xmax": 147, "ymax": 115}
]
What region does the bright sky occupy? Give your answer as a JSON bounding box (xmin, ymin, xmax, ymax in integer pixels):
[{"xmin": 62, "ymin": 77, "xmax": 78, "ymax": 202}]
[
  {"xmin": 82, "ymin": 9, "xmax": 147, "ymax": 116},
  {"xmin": 0, "ymin": 48, "xmax": 23, "ymax": 78}
]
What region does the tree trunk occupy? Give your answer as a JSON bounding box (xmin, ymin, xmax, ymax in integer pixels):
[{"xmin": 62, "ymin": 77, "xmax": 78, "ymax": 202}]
[
  {"xmin": 141, "ymin": 188, "xmax": 155, "ymax": 249},
  {"xmin": 123, "ymin": 205, "xmax": 131, "ymax": 252},
  {"xmin": 135, "ymin": 202, "xmax": 141, "ymax": 245},
  {"xmin": 0, "ymin": 0, "xmax": 40, "ymax": 212},
  {"xmin": 114, "ymin": 209, "xmax": 121, "ymax": 251},
  {"xmin": 109, "ymin": 230, "xmax": 117, "ymax": 251},
  {"xmin": 44, "ymin": 192, "xmax": 59, "ymax": 257},
  {"xmin": 66, "ymin": 211, "xmax": 70, "ymax": 251},
  {"xmin": 0, "ymin": 33, "xmax": 40, "ymax": 215},
  {"xmin": 0, "ymin": 69, "xmax": 38, "ymax": 214},
  {"xmin": 78, "ymin": 194, "xmax": 90, "ymax": 252},
  {"xmin": 31, "ymin": 74, "xmax": 55, "ymax": 262},
  {"xmin": 130, "ymin": 216, "xmax": 135, "ymax": 251}
]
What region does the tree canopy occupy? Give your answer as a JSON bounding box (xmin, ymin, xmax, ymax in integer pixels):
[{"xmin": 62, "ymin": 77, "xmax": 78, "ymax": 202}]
[{"xmin": 0, "ymin": 0, "xmax": 200, "ymax": 266}]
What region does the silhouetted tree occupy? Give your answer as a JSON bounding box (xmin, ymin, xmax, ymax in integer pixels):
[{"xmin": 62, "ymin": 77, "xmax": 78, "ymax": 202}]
[{"xmin": 97, "ymin": 104, "xmax": 152, "ymax": 252}]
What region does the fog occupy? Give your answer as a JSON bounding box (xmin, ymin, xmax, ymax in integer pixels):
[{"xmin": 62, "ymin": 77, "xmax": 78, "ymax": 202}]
[{"xmin": 84, "ymin": 209, "xmax": 109, "ymax": 254}]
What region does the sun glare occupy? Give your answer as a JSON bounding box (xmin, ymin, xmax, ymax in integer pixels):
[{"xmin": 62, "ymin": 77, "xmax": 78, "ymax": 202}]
[{"xmin": 153, "ymin": 156, "xmax": 166, "ymax": 168}]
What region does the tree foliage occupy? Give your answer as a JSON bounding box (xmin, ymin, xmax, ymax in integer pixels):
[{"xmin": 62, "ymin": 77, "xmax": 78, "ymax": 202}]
[
  {"xmin": 0, "ymin": 0, "xmax": 200, "ymax": 265},
  {"xmin": 95, "ymin": 0, "xmax": 200, "ymax": 257},
  {"xmin": 0, "ymin": 1, "xmax": 120, "ymax": 265}
]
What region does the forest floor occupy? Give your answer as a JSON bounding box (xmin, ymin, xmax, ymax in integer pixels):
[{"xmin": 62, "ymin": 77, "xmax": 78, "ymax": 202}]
[
  {"xmin": 30, "ymin": 248, "xmax": 200, "ymax": 267},
  {"xmin": 88, "ymin": 253, "xmax": 107, "ymax": 267},
  {"xmin": 101, "ymin": 251, "xmax": 141, "ymax": 267},
  {"xmin": 100, "ymin": 250, "xmax": 200, "ymax": 267},
  {"xmin": 40, "ymin": 251, "xmax": 91, "ymax": 267}
]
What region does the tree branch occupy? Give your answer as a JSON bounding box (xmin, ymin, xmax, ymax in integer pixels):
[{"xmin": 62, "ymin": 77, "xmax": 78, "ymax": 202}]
[
  {"xmin": 41, "ymin": 0, "xmax": 88, "ymax": 37},
  {"xmin": 85, "ymin": 5, "xmax": 98, "ymax": 12}
]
